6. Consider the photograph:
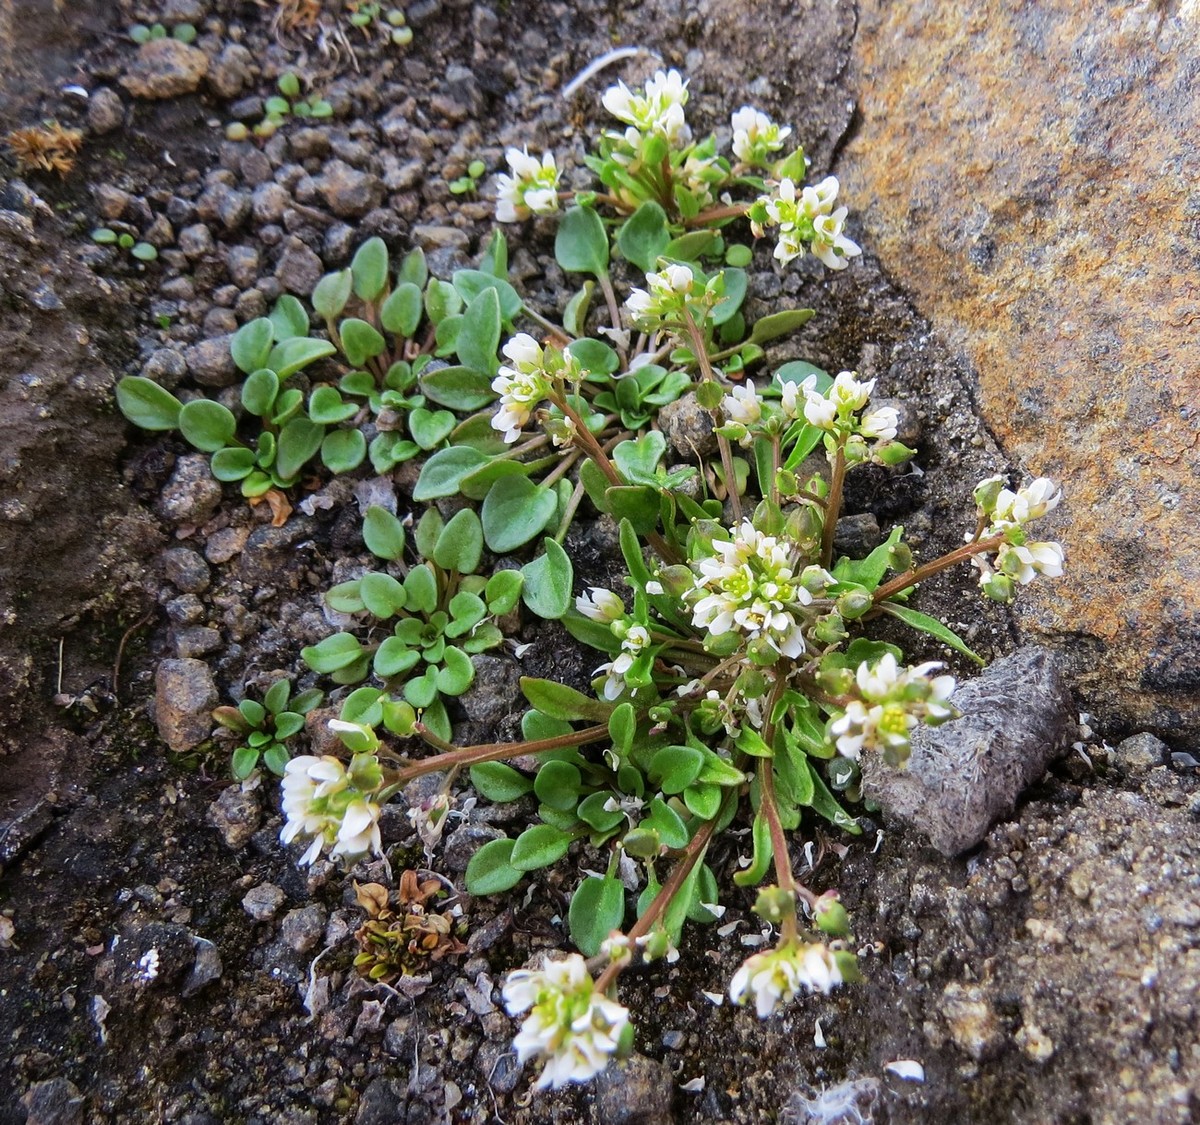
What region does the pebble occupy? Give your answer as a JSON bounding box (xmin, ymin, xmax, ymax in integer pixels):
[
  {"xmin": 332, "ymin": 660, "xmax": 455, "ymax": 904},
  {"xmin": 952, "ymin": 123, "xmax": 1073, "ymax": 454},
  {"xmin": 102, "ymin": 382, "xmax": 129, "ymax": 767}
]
[
  {"xmin": 120, "ymin": 39, "xmax": 209, "ymax": 100},
  {"xmin": 410, "ymin": 224, "xmax": 469, "ymax": 251},
  {"xmin": 155, "ymin": 453, "xmax": 223, "ymax": 526},
  {"xmin": 207, "ymin": 43, "xmax": 255, "ymax": 100},
  {"xmin": 206, "ymin": 784, "xmax": 262, "ymax": 849},
  {"xmin": 204, "ymin": 525, "xmax": 250, "ymax": 564},
  {"xmin": 317, "ymin": 161, "xmax": 384, "ymax": 219},
  {"xmin": 280, "ymin": 904, "xmax": 327, "ymax": 954},
  {"xmin": 178, "ymin": 223, "xmax": 214, "ymax": 259},
  {"xmin": 594, "ymin": 1054, "xmax": 674, "ymax": 1125},
  {"xmin": 238, "ymin": 521, "xmax": 313, "ymax": 587},
  {"xmin": 1115, "ymin": 732, "xmax": 1168, "ymax": 771},
  {"xmin": 239, "ymin": 148, "xmax": 273, "ymax": 188},
  {"xmin": 289, "ymin": 129, "xmax": 331, "ymax": 160},
  {"xmin": 274, "ymin": 237, "xmax": 324, "ymax": 296},
  {"xmin": 252, "ymin": 182, "xmax": 290, "ymax": 225},
  {"xmin": 182, "ymin": 937, "xmax": 224, "ymax": 997},
  {"xmin": 184, "ymin": 335, "xmax": 237, "ymax": 387},
  {"xmin": 174, "ymin": 625, "xmax": 222, "ymax": 658},
  {"xmin": 143, "ymin": 347, "xmax": 188, "ymax": 390},
  {"xmin": 166, "ymin": 594, "xmax": 205, "ymax": 625},
  {"xmin": 197, "ymin": 183, "xmax": 252, "ymax": 233},
  {"xmin": 659, "ymin": 392, "xmax": 718, "ymax": 458},
  {"xmin": 833, "ymin": 512, "xmax": 882, "ymax": 558},
  {"xmin": 20, "ymin": 1078, "xmax": 84, "ymax": 1125},
  {"xmin": 154, "ymin": 657, "xmax": 219, "ymax": 752},
  {"xmin": 162, "ymin": 546, "xmax": 211, "ymax": 593},
  {"xmin": 242, "ymin": 882, "xmax": 287, "ymax": 921},
  {"xmin": 86, "ymin": 87, "xmax": 125, "ymax": 134},
  {"xmin": 94, "ymin": 184, "xmax": 131, "ymax": 221},
  {"xmin": 938, "ymin": 982, "xmax": 1003, "ymax": 1061}
]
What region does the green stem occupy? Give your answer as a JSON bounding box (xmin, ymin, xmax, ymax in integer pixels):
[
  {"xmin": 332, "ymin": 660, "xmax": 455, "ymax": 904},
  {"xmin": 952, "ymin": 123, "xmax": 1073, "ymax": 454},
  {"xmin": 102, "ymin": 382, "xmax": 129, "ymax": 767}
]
[
  {"xmin": 873, "ymin": 533, "xmax": 1005, "ymax": 604},
  {"xmin": 554, "ymin": 477, "xmax": 588, "ymax": 544},
  {"xmin": 819, "ymin": 442, "xmax": 846, "ymax": 568},
  {"xmin": 683, "ymin": 308, "xmax": 743, "ymax": 525}
]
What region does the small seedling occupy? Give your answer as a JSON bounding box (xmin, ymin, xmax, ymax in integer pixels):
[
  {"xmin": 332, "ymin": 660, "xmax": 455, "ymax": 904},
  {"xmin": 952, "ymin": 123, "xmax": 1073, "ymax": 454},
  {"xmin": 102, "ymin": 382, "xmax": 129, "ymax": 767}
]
[
  {"xmin": 91, "ymin": 227, "xmax": 159, "ymax": 261},
  {"xmin": 449, "ymin": 160, "xmax": 487, "ymax": 196},
  {"xmin": 129, "ymin": 22, "xmax": 197, "ymax": 44},
  {"xmin": 213, "ymin": 678, "xmax": 324, "ymax": 779}
]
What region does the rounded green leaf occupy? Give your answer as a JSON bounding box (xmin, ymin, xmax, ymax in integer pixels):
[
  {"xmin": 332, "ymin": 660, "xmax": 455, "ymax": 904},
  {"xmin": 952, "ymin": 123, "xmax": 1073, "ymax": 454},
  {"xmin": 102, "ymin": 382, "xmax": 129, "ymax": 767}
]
[
  {"xmin": 520, "ymin": 538, "xmax": 574, "ymax": 621},
  {"xmin": 321, "ymin": 428, "xmax": 367, "ymax": 474},
  {"xmin": 403, "ymin": 667, "xmax": 440, "ymax": 708},
  {"xmin": 325, "ymin": 579, "xmax": 365, "ymax": 614},
  {"xmin": 270, "ymin": 297, "xmax": 309, "ymax": 340},
  {"xmin": 339, "ymin": 318, "xmax": 387, "ymax": 367},
  {"xmin": 649, "ymin": 745, "xmax": 705, "ymax": 795},
  {"xmin": 116, "ymin": 376, "xmax": 182, "ymax": 431},
  {"xmin": 373, "ymin": 637, "xmax": 421, "ymax": 678},
  {"xmin": 380, "ymin": 281, "xmax": 423, "ymax": 338},
  {"xmin": 231, "ymin": 746, "xmax": 260, "ymax": 780},
  {"xmin": 432, "ymin": 508, "xmax": 484, "ymax": 573},
  {"xmin": 484, "ymin": 570, "xmax": 523, "ymax": 615},
  {"xmin": 241, "ymin": 368, "xmax": 279, "ymax": 417},
  {"xmin": 481, "ymin": 477, "xmax": 557, "ymax": 553},
  {"xmin": 509, "ymin": 824, "xmax": 572, "ymax": 872},
  {"xmin": 617, "ymin": 201, "xmax": 670, "ymax": 273},
  {"xmin": 413, "ymin": 446, "xmax": 491, "ymax": 501},
  {"xmin": 301, "ymin": 632, "xmax": 366, "ymax": 673},
  {"xmin": 533, "ymin": 760, "xmax": 581, "ymax": 812},
  {"xmin": 238, "ymin": 698, "xmax": 266, "ymax": 726},
  {"xmin": 435, "ymin": 645, "xmax": 475, "ymax": 695},
  {"xmin": 424, "ymin": 277, "xmax": 462, "ymax": 325},
  {"xmin": 470, "ymin": 762, "xmax": 534, "ymax": 803},
  {"xmin": 312, "ymin": 269, "xmax": 353, "ymax": 321},
  {"xmin": 350, "ymin": 237, "xmax": 389, "ymax": 302},
  {"xmin": 455, "ymin": 287, "xmax": 501, "ymax": 376},
  {"xmin": 359, "ymin": 572, "xmax": 407, "ymax": 618},
  {"xmin": 406, "ymin": 407, "xmax": 454, "ymax": 452},
  {"xmin": 419, "ymin": 365, "xmax": 496, "ymax": 411},
  {"xmin": 444, "ymin": 592, "xmax": 486, "ymax": 638},
  {"xmin": 577, "ymin": 791, "xmax": 625, "ymax": 834},
  {"xmin": 451, "ymin": 269, "xmax": 522, "ymax": 323},
  {"xmin": 555, "ymin": 205, "xmax": 609, "ymax": 277},
  {"xmin": 210, "ymin": 446, "xmax": 256, "ymax": 481},
  {"xmin": 274, "ymin": 417, "xmax": 325, "ymax": 481},
  {"xmin": 567, "ymin": 337, "xmax": 620, "ymax": 376},
  {"xmin": 263, "ymin": 680, "xmax": 290, "ymax": 715},
  {"xmin": 271, "ymin": 388, "xmax": 304, "ymax": 427},
  {"xmin": 568, "ymin": 876, "xmax": 626, "ymax": 957},
  {"xmin": 362, "ymin": 505, "xmax": 406, "ymax": 561},
  {"xmin": 465, "ymin": 838, "xmax": 522, "ymax": 895},
  {"xmin": 308, "ymin": 385, "xmax": 358, "ymax": 424},
  {"xmin": 266, "ymin": 336, "xmax": 337, "ymax": 380},
  {"xmin": 179, "ymin": 399, "xmax": 237, "ymax": 453},
  {"xmin": 131, "ymin": 242, "xmax": 158, "ymax": 262},
  {"xmin": 273, "ymin": 712, "xmax": 304, "ymax": 740},
  {"xmin": 642, "ymin": 797, "xmax": 689, "ymax": 849},
  {"xmin": 231, "ymin": 317, "xmax": 274, "ymax": 374},
  {"xmin": 262, "ymin": 742, "xmax": 290, "ymax": 776},
  {"xmin": 399, "ymin": 247, "xmax": 428, "ymax": 288},
  {"xmin": 403, "ymin": 564, "xmax": 438, "ymax": 615}
]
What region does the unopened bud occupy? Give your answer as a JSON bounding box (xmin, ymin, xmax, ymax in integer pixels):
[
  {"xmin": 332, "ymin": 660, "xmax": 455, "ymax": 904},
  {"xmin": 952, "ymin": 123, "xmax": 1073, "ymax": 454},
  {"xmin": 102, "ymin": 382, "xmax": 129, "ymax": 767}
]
[
  {"xmin": 973, "ymin": 474, "xmax": 1005, "ymax": 515},
  {"xmin": 837, "ymin": 588, "xmax": 873, "ymax": 620},
  {"xmin": 753, "ymin": 885, "xmax": 796, "ymax": 925},
  {"xmin": 980, "ymin": 571, "xmax": 1015, "ymax": 604},
  {"xmin": 813, "ymin": 892, "xmax": 851, "ymax": 937}
]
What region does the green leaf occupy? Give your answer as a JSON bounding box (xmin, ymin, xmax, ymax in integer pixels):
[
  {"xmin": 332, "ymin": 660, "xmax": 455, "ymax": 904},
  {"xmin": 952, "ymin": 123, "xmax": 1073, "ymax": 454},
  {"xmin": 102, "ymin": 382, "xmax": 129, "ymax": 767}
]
[
  {"xmin": 567, "ymin": 337, "xmax": 620, "ymax": 376},
  {"xmin": 613, "ymin": 431, "xmax": 667, "ymax": 484},
  {"xmin": 363, "ymin": 505, "xmax": 406, "ymax": 561},
  {"xmin": 562, "ymin": 282, "xmax": 595, "ymax": 337},
  {"xmin": 485, "ymin": 570, "xmax": 523, "ymax": 615},
  {"xmin": 642, "ymin": 797, "xmax": 689, "ymax": 849},
  {"xmin": 520, "ymin": 538, "xmax": 573, "ymax": 620},
  {"xmin": 482, "ymin": 476, "xmax": 558, "ymax": 553},
  {"xmin": 398, "ymin": 247, "xmax": 428, "ymax": 289},
  {"xmin": 325, "ymin": 579, "xmax": 366, "ymax": 614},
  {"xmin": 408, "ymin": 407, "xmax": 456, "ymax": 451},
  {"xmin": 452, "ymin": 269, "xmax": 522, "ymax": 324},
  {"xmin": 455, "ymin": 287, "xmax": 501, "ymax": 376},
  {"xmin": 340, "ymin": 318, "xmax": 387, "ymax": 367},
  {"xmin": 231, "ymin": 318, "xmax": 274, "ymax": 374},
  {"xmin": 617, "ymin": 201, "xmax": 670, "ymax": 273},
  {"xmin": 470, "ymin": 762, "xmax": 534, "ymax": 802},
  {"xmin": 321, "ymin": 428, "xmax": 367, "ymax": 474},
  {"xmin": 878, "ymin": 603, "xmax": 985, "ymax": 666},
  {"xmin": 465, "ymin": 838, "xmax": 523, "ymax": 895},
  {"xmin": 241, "ymin": 368, "xmax": 279, "ymax": 417},
  {"xmin": 436, "ymin": 645, "xmax": 475, "ymax": 695},
  {"xmin": 270, "ymin": 295, "xmax": 309, "ymax": 342},
  {"xmin": 577, "ymin": 792, "xmax": 625, "ymax": 834},
  {"xmin": 833, "ymin": 525, "xmax": 904, "ymax": 591},
  {"xmin": 270, "ymin": 388, "xmax": 304, "ymax": 426},
  {"xmin": 210, "ymin": 446, "xmax": 256, "ymax": 481},
  {"xmin": 419, "ymin": 365, "xmax": 496, "ymax": 411},
  {"xmin": 312, "ymin": 269, "xmax": 353, "ymax": 321},
  {"xmin": 555, "ymin": 205, "xmax": 609, "ymax": 277},
  {"xmin": 179, "ymin": 399, "xmax": 237, "ymax": 453},
  {"xmin": 520, "ymin": 677, "xmax": 612, "ymax": 722},
  {"xmin": 569, "ymin": 876, "xmax": 626, "ymax": 957},
  {"xmin": 682, "ymin": 783, "xmax": 722, "ymax": 820},
  {"xmin": 664, "ymin": 229, "xmax": 719, "ymax": 262},
  {"xmin": 359, "ymin": 572, "xmax": 407, "ymax": 618},
  {"xmin": 275, "ymin": 417, "xmax": 325, "ymax": 480},
  {"xmin": 533, "ymin": 759, "xmax": 581, "ymax": 811},
  {"xmin": 413, "ymin": 446, "xmax": 491, "ymax": 501},
  {"xmin": 424, "ymin": 277, "xmax": 462, "ymax": 325},
  {"xmin": 561, "ymin": 609, "xmax": 622, "ymax": 654},
  {"xmin": 510, "ymin": 824, "xmax": 572, "ymax": 871},
  {"xmin": 351, "ymin": 237, "xmax": 389, "ymax": 302},
  {"xmin": 433, "ymin": 509, "xmax": 483, "ymax": 573},
  {"xmin": 308, "ymin": 385, "xmax": 358, "ymax": 424},
  {"xmin": 403, "ymin": 564, "xmax": 438, "ymax": 615},
  {"xmin": 267, "ymin": 336, "xmax": 337, "ymax": 380},
  {"xmin": 733, "ymin": 810, "xmax": 773, "ymax": 886},
  {"xmin": 231, "ymin": 746, "xmax": 260, "ymax": 780},
  {"xmin": 749, "ymin": 308, "xmax": 816, "ymax": 345},
  {"xmin": 116, "ymin": 376, "xmax": 182, "ymax": 431},
  {"xmin": 649, "ymin": 745, "xmax": 704, "ymax": 795},
  {"xmin": 380, "ymin": 281, "xmax": 423, "ymax": 338},
  {"xmin": 711, "ymin": 268, "xmax": 747, "ymax": 327},
  {"xmin": 373, "ymin": 636, "xmax": 421, "ymax": 678},
  {"xmin": 302, "ymin": 632, "xmax": 366, "ymax": 673},
  {"xmin": 605, "ymin": 486, "xmax": 660, "ymax": 535},
  {"xmin": 238, "ymin": 698, "xmax": 266, "ymax": 726}
]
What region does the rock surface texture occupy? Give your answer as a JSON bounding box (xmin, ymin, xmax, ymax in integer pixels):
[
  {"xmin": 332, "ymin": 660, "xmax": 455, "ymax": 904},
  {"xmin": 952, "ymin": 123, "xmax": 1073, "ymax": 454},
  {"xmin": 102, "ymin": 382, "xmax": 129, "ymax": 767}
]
[{"xmin": 841, "ymin": 1, "xmax": 1200, "ymax": 739}]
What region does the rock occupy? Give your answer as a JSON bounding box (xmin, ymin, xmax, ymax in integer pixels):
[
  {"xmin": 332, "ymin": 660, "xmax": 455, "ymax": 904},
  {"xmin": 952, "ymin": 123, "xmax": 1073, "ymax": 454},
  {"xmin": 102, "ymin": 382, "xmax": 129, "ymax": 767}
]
[
  {"xmin": 238, "ymin": 520, "xmax": 314, "ymax": 587},
  {"xmin": 120, "ymin": 39, "xmax": 208, "ymax": 100},
  {"xmin": 832, "ymin": 511, "xmax": 881, "ymax": 558},
  {"xmin": 410, "ymin": 224, "xmax": 469, "ymax": 251},
  {"xmin": 594, "ymin": 1054, "xmax": 674, "ymax": 1125},
  {"xmin": 289, "ymin": 128, "xmax": 331, "ymax": 160},
  {"xmin": 274, "ymin": 237, "xmax": 324, "ymax": 296},
  {"xmin": 253, "ymin": 182, "xmax": 290, "ymax": 224},
  {"xmin": 155, "ymin": 453, "xmax": 223, "ymax": 526},
  {"xmin": 178, "ymin": 223, "xmax": 214, "ymax": 259},
  {"xmin": 317, "ymin": 161, "xmax": 384, "ymax": 219},
  {"xmin": 862, "ymin": 647, "xmax": 1076, "ymax": 856},
  {"xmin": 93, "ymin": 184, "xmax": 131, "ymax": 221},
  {"xmin": 174, "ymin": 625, "xmax": 221, "ymax": 658},
  {"xmin": 155, "ymin": 657, "xmax": 218, "ymax": 751},
  {"xmin": 280, "ymin": 904, "xmax": 327, "ymax": 954},
  {"xmin": 242, "ymin": 882, "xmax": 286, "ymax": 921},
  {"xmin": 206, "ymin": 784, "xmax": 261, "ymax": 849},
  {"xmin": 162, "ymin": 547, "xmax": 210, "ymax": 593},
  {"xmin": 196, "ymin": 183, "xmax": 251, "ymax": 232},
  {"xmin": 162, "ymin": 0, "xmax": 206, "ymax": 20},
  {"xmin": 460, "ymin": 655, "xmax": 520, "ymax": 726},
  {"xmin": 184, "ymin": 335, "xmax": 237, "ymax": 388},
  {"xmin": 20, "ymin": 1077, "xmax": 84, "ymax": 1125},
  {"xmin": 207, "ymin": 43, "xmax": 255, "ymax": 100},
  {"xmin": 938, "ymin": 983, "xmax": 1003, "ymax": 1061},
  {"xmin": 181, "ymin": 936, "xmax": 223, "ymax": 997},
  {"xmin": 143, "ymin": 347, "xmax": 187, "ymax": 390},
  {"xmin": 1115, "ymin": 732, "xmax": 1168, "ymax": 772},
  {"xmin": 225, "ymin": 245, "xmax": 260, "ymax": 288},
  {"xmin": 86, "ymin": 86, "xmax": 125, "ymax": 134},
  {"xmin": 659, "ymin": 392, "xmax": 718, "ymax": 458},
  {"xmin": 842, "ymin": 1, "xmax": 1200, "ymax": 739}
]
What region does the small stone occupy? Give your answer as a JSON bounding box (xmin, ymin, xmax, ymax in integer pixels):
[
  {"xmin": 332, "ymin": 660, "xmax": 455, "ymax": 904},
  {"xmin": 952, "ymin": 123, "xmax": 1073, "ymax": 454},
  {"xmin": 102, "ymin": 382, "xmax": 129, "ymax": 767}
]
[
  {"xmin": 178, "ymin": 223, "xmax": 214, "ymax": 259},
  {"xmin": 410, "ymin": 224, "xmax": 469, "ymax": 251},
  {"xmin": 318, "ymin": 160, "xmax": 384, "ymax": 219},
  {"xmin": 207, "ymin": 43, "xmax": 255, "ymax": 100},
  {"xmin": 162, "ymin": 0, "xmax": 206, "ymax": 20},
  {"xmin": 182, "ymin": 937, "xmax": 224, "ymax": 997},
  {"xmin": 143, "ymin": 348, "xmax": 187, "ymax": 390},
  {"xmin": 206, "ymin": 784, "xmax": 262, "ymax": 849},
  {"xmin": 1115, "ymin": 732, "xmax": 1168, "ymax": 771},
  {"xmin": 174, "ymin": 626, "xmax": 222, "ymax": 658},
  {"xmin": 239, "ymin": 148, "xmax": 272, "ymax": 188},
  {"xmin": 155, "ymin": 658, "xmax": 218, "ymax": 752},
  {"xmin": 20, "ymin": 1077, "xmax": 84, "ymax": 1125},
  {"xmin": 87, "ymin": 87, "xmax": 125, "ymax": 134},
  {"xmin": 252, "ymin": 182, "xmax": 290, "ymax": 224},
  {"xmin": 184, "ymin": 335, "xmax": 237, "ymax": 387},
  {"xmin": 239, "ymin": 520, "xmax": 313, "ymax": 587},
  {"xmin": 939, "ymin": 982, "xmax": 1002, "ymax": 1061},
  {"xmin": 120, "ymin": 39, "xmax": 209, "ymax": 100},
  {"xmin": 204, "ymin": 525, "xmax": 249, "ymax": 564},
  {"xmin": 460, "ymin": 655, "xmax": 520, "ymax": 726},
  {"xmin": 289, "ymin": 128, "xmax": 331, "ymax": 160},
  {"xmin": 165, "ymin": 594, "xmax": 204, "ymax": 625},
  {"xmin": 94, "ymin": 184, "xmax": 131, "ymax": 221},
  {"xmin": 594, "ymin": 1054, "xmax": 674, "ymax": 1125},
  {"xmin": 1015, "ymin": 1021, "xmax": 1055, "ymax": 1063},
  {"xmin": 274, "ymin": 237, "xmax": 324, "ymax": 296},
  {"xmin": 659, "ymin": 392, "xmax": 718, "ymax": 458},
  {"xmin": 832, "ymin": 512, "xmax": 881, "ymax": 558},
  {"xmin": 155, "ymin": 453, "xmax": 223, "ymax": 526},
  {"xmin": 280, "ymin": 904, "xmax": 327, "ymax": 954},
  {"xmin": 225, "ymin": 245, "xmax": 260, "ymax": 288},
  {"xmin": 242, "ymin": 882, "xmax": 286, "ymax": 921},
  {"xmin": 162, "ymin": 546, "xmax": 210, "ymax": 593}
]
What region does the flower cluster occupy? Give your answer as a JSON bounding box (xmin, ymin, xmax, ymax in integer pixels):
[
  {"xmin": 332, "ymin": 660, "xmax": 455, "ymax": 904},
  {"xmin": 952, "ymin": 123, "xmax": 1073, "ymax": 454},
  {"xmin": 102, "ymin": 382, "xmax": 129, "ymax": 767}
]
[
  {"xmin": 624, "ymin": 263, "xmax": 711, "ymax": 330},
  {"xmin": 491, "ymin": 333, "xmax": 582, "ymax": 442},
  {"xmin": 602, "ymin": 68, "xmax": 692, "ymax": 147},
  {"xmin": 502, "ymin": 954, "xmax": 630, "ymax": 1088},
  {"xmin": 495, "ymin": 147, "xmax": 561, "ymax": 223},
  {"xmin": 729, "ymin": 940, "xmax": 844, "ymax": 1017},
  {"xmin": 828, "ymin": 654, "xmax": 956, "ymax": 766},
  {"xmin": 971, "ymin": 476, "xmax": 1065, "ymax": 603},
  {"xmin": 690, "ymin": 520, "xmax": 833, "ymax": 662},
  {"xmin": 749, "ymin": 176, "xmax": 861, "ymax": 269},
  {"xmin": 781, "ymin": 370, "xmax": 905, "ymax": 465},
  {"xmin": 730, "ymin": 106, "xmax": 792, "ymax": 167},
  {"xmin": 280, "ymin": 751, "xmax": 385, "ymax": 866}
]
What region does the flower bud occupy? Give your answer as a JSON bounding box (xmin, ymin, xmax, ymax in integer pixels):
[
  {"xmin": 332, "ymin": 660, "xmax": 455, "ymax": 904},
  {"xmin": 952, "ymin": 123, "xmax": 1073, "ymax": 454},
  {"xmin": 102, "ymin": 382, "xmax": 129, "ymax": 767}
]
[
  {"xmin": 973, "ymin": 474, "xmax": 1005, "ymax": 515},
  {"xmin": 622, "ymin": 827, "xmax": 661, "ymax": 859},
  {"xmin": 980, "ymin": 571, "xmax": 1015, "ymax": 603},
  {"xmin": 812, "ymin": 612, "xmax": 847, "ymax": 646},
  {"xmin": 753, "ymin": 885, "xmax": 796, "ymax": 924},
  {"xmin": 813, "ymin": 892, "xmax": 851, "ymax": 937},
  {"xmin": 837, "ymin": 588, "xmax": 873, "ymax": 620}
]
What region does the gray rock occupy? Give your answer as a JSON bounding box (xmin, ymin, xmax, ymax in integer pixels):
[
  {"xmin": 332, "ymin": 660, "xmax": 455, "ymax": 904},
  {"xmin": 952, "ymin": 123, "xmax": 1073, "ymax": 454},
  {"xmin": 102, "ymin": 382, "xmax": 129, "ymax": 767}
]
[
  {"xmin": 206, "ymin": 784, "xmax": 261, "ymax": 849},
  {"xmin": 166, "ymin": 594, "xmax": 204, "ymax": 625},
  {"xmin": 239, "ymin": 148, "xmax": 272, "ymax": 188},
  {"xmin": 20, "ymin": 1077, "xmax": 84, "ymax": 1125},
  {"xmin": 862, "ymin": 647, "xmax": 1076, "ymax": 856},
  {"xmin": 86, "ymin": 87, "xmax": 125, "ymax": 134},
  {"xmin": 252, "ymin": 182, "xmax": 290, "ymax": 224},
  {"xmin": 225, "ymin": 245, "xmax": 260, "ymax": 288},
  {"xmin": 242, "ymin": 882, "xmax": 286, "ymax": 921},
  {"xmin": 162, "ymin": 0, "xmax": 206, "ymax": 20},
  {"xmin": 162, "ymin": 546, "xmax": 210, "ymax": 593},
  {"xmin": 120, "ymin": 39, "xmax": 208, "ymax": 100},
  {"xmin": 143, "ymin": 347, "xmax": 187, "ymax": 390},
  {"xmin": 594, "ymin": 1053, "xmax": 674, "ymax": 1125},
  {"xmin": 93, "ymin": 184, "xmax": 131, "ymax": 221},
  {"xmin": 318, "ymin": 161, "xmax": 384, "ymax": 219},
  {"xmin": 659, "ymin": 392, "xmax": 718, "ymax": 458},
  {"xmin": 832, "ymin": 511, "xmax": 881, "ymax": 558},
  {"xmin": 1115, "ymin": 732, "xmax": 1168, "ymax": 771},
  {"xmin": 197, "ymin": 183, "xmax": 251, "ymax": 232},
  {"xmin": 274, "ymin": 237, "xmax": 324, "ymax": 296},
  {"xmin": 289, "ymin": 128, "xmax": 331, "ymax": 160},
  {"xmin": 155, "ymin": 454, "xmax": 223, "ymax": 527},
  {"xmin": 410, "ymin": 224, "xmax": 469, "ymax": 251},
  {"xmin": 238, "ymin": 520, "xmax": 313, "ymax": 587},
  {"xmin": 178, "ymin": 223, "xmax": 214, "ymax": 259},
  {"xmin": 280, "ymin": 904, "xmax": 327, "ymax": 954},
  {"xmin": 207, "ymin": 43, "xmax": 255, "ymax": 100},
  {"xmin": 460, "ymin": 655, "xmax": 520, "ymax": 726},
  {"xmin": 184, "ymin": 335, "xmax": 237, "ymax": 387},
  {"xmin": 155, "ymin": 657, "xmax": 218, "ymax": 751},
  {"xmin": 182, "ymin": 936, "xmax": 223, "ymax": 996},
  {"xmin": 443, "ymin": 823, "xmax": 505, "ymax": 875},
  {"xmin": 174, "ymin": 625, "xmax": 222, "ymax": 658}
]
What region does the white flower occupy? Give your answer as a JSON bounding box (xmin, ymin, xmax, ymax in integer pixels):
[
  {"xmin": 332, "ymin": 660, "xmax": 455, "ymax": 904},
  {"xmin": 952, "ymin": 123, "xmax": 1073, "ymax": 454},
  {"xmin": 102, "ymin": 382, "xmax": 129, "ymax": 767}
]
[
  {"xmin": 624, "ymin": 263, "xmax": 697, "ymax": 327},
  {"xmin": 996, "ymin": 540, "xmax": 1065, "ymax": 584},
  {"xmin": 602, "ymin": 69, "xmax": 691, "ymax": 146},
  {"xmin": 723, "ymin": 380, "xmax": 762, "ymax": 427},
  {"xmin": 576, "ymin": 587, "xmax": 626, "ymax": 623},
  {"xmin": 729, "ymin": 942, "xmax": 844, "ymax": 1017},
  {"xmin": 990, "ymin": 477, "xmax": 1062, "ymax": 530},
  {"xmin": 798, "ymin": 176, "xmax": 840, "ymax": 219},
  {"xmin": 829, "ymin": 370, "xmax": 875, "ymax": 410},
  {"xmin": 860, "ymin": 406, "xmax": 899, "ymax": 442},
  {"xmin": 594, "ymin": 624, "xmax": 653, "ymax": 700},
  {"xmin": 810, "ymin": 207, "xmax": 862, "ymax": 270},
  {"xmin": 491, "ymin": 362, "xmax": 551, "ymax": 443},
  {"xmin": 731, "ymin": 106, "xmax": 792, "ymax": 166},
  {"xmin": 503, "ymin": 954, "xmax": 629, "ymax": 1088},
  {"xmin": 501, "ymin": 332, "xmax": 544, "ymax": 372},
  {"xmin": 280, "ymin": 754, "xmax": 385, "ymax": 866},
  {"xmin": 331, "ymin": 797, "xmax": 383, "ymax": 861},
  {"xmin": 495, "ymin": 147, "xmax": 561, "ymax": 223}
]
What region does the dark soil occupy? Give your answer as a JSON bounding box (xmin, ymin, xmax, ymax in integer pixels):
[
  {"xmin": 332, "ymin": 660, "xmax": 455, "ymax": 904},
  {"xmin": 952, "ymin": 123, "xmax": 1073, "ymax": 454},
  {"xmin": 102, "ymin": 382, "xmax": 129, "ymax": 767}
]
[{"xmin": 1, "ymin": 2, "xmax": 1197, "ymax": 1124}]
